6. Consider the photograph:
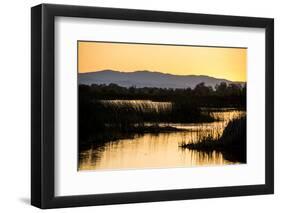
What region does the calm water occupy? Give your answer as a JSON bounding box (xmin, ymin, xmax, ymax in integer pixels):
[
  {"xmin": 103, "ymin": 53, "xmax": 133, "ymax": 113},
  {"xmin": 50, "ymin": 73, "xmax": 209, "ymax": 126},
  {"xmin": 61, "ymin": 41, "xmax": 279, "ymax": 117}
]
[{"xmin": 79, "ymin": 100, "xmax": 246, "ymax": 171}]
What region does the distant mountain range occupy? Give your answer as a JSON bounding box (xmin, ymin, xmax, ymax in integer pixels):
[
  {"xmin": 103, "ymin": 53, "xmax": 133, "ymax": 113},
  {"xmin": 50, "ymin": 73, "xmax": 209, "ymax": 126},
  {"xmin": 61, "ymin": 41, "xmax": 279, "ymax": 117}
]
[{"xmin": 78, "ymin": 70, "xmax": 245, "ymax": 89}]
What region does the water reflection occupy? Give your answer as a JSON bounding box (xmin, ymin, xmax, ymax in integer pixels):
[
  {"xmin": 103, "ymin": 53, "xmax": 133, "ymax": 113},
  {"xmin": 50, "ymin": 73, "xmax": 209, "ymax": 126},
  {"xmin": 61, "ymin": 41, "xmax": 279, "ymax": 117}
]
[{"xmin": 79, "ymin": 106, "xmax": 245, "ymax": 171}]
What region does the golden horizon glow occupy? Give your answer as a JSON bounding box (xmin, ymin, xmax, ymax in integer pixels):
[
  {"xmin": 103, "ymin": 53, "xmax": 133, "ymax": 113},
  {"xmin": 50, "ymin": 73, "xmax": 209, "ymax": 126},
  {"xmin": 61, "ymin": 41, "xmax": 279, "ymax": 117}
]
[{"xmin": 78, "ymin": 41, "xmax": 247, "ymax": 82}]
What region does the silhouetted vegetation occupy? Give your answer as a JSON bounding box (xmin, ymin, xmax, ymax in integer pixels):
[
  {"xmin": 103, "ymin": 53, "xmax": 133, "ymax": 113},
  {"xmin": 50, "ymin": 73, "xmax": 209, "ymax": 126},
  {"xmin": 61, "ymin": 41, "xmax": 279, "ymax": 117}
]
[
  {"xmin": 180, "ymin": 116, "xmax": 246, "ymax": 163},
  {"xmin": 79, "ymin": 82, "xmax": 246, "ymax": 138},
  {"xmin": 79, "ymin": 82, "xmax": 246, "ymax": 108},
  {"xmin": 79, "ymin": 98, "xmax": 214, "ymax": 141},
  {"xmin": 79, "ymin": 82, "xmax": 247, "ymax": 164}
]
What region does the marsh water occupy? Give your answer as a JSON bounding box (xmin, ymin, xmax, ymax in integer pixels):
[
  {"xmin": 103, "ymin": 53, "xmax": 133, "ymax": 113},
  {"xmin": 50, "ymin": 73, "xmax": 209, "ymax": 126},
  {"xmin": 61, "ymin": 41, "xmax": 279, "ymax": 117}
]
[{"xmin": 79, "ymin": 100, "xmax": 246, "ymax": 171}]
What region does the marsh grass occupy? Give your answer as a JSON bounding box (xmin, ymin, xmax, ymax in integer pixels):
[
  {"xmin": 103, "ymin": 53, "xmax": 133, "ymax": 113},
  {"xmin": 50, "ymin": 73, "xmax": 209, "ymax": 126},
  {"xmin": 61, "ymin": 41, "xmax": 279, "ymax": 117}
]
[
  {"xmin": 79, "ymin": 98, "xmax": 217, "ymax": 140},
  {"xmin": 180, "ymin": 116, "xmax": 246, "ymax": 162},
  {"xmin": 97, "ymin": 99, "xmax": 216, "ymax": 124}
]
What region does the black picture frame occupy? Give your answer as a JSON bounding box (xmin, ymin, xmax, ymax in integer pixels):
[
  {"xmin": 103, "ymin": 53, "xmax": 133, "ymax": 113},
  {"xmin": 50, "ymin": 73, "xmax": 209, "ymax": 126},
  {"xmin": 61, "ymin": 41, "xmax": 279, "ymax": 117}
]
[{"xmin": 31, "ymin": 3, "xmax": 274, "ymax": 209}]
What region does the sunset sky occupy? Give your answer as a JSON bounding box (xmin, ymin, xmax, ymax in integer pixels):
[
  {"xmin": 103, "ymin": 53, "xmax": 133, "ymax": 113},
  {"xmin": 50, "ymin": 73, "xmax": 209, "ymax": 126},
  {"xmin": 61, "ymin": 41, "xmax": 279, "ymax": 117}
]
[{"xmin": 78, "ymin": 41, "xmax": 247, "ymax": 82}]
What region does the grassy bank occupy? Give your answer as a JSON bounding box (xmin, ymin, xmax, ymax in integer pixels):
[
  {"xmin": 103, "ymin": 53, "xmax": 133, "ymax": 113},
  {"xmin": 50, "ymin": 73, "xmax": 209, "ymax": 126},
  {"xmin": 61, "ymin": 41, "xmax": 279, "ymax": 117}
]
[
  {"xmin": 180, "ymin": 116, "xmax": 246, "ymax": 163},
  {"xmin": 79, "ymin": 98, "xmax": 216, "ymax": 140}
]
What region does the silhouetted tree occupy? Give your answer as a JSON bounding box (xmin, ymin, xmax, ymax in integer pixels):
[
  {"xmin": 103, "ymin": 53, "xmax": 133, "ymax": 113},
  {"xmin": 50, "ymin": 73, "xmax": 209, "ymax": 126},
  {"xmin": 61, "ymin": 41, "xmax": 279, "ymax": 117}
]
[
  {"xmin": 194, "ymin": 82, "xmax": 213, "ymax": 96},
  {"xmin": 215, "ymin": 82, "xmax": 228, "ymax": 95}
]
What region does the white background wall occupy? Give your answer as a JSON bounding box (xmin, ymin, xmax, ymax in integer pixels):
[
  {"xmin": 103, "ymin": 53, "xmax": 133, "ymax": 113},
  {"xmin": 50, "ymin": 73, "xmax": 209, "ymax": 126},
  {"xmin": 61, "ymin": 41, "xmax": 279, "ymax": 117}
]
[{"xmin": 0, "ymin": 0, "xmax": 279, "ymax": 212}]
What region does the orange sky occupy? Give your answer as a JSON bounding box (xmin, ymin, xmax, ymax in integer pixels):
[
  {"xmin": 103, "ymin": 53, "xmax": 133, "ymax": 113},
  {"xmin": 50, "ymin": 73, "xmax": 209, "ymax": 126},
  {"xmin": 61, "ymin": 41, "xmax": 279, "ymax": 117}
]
[{"xmin": 78, "ymin": 41, "xmax": 247, "ymax": 82}]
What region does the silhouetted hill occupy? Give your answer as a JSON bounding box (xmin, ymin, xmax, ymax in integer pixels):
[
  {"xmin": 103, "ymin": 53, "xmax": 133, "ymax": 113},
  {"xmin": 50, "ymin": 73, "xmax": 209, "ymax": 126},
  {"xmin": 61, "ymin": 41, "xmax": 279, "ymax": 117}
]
[{"xmin": 78, "ymin": 70, "xmax": 245, "ymax": 89}]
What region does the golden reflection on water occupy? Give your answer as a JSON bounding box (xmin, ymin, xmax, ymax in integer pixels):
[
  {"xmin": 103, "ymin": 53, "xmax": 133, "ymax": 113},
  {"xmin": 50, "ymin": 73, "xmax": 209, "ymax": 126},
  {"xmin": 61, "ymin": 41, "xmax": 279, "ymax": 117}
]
[{"xmin": 79, "ymin": 108, "xmax": 245, "ymax": 171}]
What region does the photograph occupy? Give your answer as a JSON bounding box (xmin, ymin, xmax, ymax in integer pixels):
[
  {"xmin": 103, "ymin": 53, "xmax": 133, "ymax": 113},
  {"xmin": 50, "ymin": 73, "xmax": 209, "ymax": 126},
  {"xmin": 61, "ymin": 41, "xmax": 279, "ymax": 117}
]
[
  {"xmin": 30, "ymin": 3, "xmax": 274, "ymax": 209},
  {"xmin": 78, "ymin": 41, "xmax": 247, "ymax": 171}
]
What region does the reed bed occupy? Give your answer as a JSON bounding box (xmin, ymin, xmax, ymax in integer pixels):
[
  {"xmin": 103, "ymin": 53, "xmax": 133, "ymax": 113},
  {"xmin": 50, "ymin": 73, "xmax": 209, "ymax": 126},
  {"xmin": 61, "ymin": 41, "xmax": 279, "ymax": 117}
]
[
  {"xmin": 180, "ymin": 116, "xmax": 246, "ymax": 152},
  {"xmin": 89, "ymin": 100, "xmax": 216, "ymax": 129}
]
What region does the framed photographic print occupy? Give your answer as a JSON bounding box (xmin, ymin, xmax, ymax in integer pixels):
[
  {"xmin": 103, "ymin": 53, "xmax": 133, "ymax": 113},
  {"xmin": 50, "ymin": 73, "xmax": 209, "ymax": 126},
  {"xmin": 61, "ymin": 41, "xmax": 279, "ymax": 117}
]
[{"xmin": 31, "ymin": 4, "xmax": 274, "ymax": 209}]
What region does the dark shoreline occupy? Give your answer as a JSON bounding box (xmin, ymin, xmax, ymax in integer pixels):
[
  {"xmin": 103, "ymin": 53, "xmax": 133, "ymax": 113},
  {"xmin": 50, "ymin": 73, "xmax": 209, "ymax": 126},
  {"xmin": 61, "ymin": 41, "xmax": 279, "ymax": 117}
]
[{"xmin": 179, "ymin": 116, "xmax": 246, "ymax": 163}]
